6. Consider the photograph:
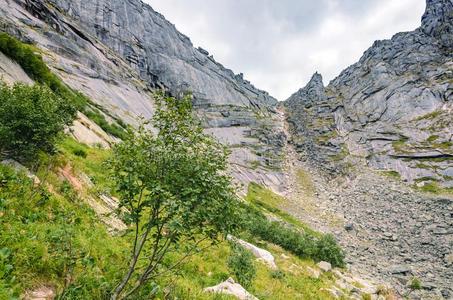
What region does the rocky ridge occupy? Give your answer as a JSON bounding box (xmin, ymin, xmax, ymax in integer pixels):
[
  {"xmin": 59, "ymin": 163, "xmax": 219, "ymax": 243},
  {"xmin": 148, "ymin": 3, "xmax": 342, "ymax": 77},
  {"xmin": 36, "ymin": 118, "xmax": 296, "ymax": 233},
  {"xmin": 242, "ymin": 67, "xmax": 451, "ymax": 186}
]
[
  {"xmin": 284, "ymin": 0, "xmax": 453, "ymax": 188},
  {"xmin": 283, "ymin": 0, "xmax": 453, "ymax": 298}
]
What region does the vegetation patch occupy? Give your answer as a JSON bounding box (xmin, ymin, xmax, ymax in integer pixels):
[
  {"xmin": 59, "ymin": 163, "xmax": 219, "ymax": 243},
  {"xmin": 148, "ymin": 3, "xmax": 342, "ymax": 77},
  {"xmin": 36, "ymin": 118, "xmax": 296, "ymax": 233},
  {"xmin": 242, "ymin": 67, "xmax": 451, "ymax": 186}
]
[
  {"xmin": 0, "ymin": 83, "xmax": 76, "ymax": 162},
  {"xmin": 243, "ymin": 184, "xmax": 344, "ymax": 268},
  {"xmin": 392, "ymin": 137, "xmax": 409, "ymax": 153},
  {"xmin": 381, "ymin": 170, "xmax": 401, "ymax": 180},
  {"xmin": 426, "ymin": 135, "xmax": 439, "ymax": 142},
  {"xmin": 0, "ymin": 33, "xmax": 127, "ymax": 139}
]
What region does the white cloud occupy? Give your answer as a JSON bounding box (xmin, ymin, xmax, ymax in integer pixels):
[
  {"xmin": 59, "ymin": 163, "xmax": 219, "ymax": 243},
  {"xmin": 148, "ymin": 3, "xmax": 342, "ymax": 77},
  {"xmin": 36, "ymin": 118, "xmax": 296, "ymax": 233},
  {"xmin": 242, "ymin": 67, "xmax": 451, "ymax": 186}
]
[{"xmin": 144, "ymin": 0, "xmax": 425, "ymax": 100}]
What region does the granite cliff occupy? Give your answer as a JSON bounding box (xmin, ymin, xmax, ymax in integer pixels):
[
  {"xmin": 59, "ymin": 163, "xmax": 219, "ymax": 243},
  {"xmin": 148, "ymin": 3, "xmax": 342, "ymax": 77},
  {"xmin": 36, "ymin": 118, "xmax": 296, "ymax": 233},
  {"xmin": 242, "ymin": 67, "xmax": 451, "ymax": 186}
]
[{"xmin": 0, "ymin": 0, "xmax": 287, "ymax": 193}]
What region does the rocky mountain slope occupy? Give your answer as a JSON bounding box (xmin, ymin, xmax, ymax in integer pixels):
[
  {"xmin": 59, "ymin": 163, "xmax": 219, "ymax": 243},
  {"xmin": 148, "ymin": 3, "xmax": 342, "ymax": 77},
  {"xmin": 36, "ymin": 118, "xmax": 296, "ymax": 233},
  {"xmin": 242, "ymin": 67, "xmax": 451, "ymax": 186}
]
[
  {"xmin": 283, "ymin": 0, "xmax": 453, "ymax": 298},
  {"xmin": 0, "ymin": 0, "xmax": 287, "ymax": 193},
  {"xmin": 285, "ymin": 0, "xmax": 453, "ymax": 189},
  {"xmin": 1, "ymin": 0, "xmax": 453, "ymax": 298}
]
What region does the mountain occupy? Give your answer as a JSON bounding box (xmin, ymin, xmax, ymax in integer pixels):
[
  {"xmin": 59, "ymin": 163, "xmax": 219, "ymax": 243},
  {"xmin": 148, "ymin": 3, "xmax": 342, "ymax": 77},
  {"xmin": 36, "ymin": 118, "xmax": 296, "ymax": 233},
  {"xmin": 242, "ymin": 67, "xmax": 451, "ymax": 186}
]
[
  {"xmin": 283, "ymin": 0, "xmax": 452, "ymax": 297},
  {"xmin": 1, "ymin": 0, "xmax": 453, "ymax": 299},
  {"xmin": 0, "ymin": 0, "xmax": 287, "ymax": 193},
  {"xmin": 285, "ymin": 0, "xmax": 453, "ymax": 188}
]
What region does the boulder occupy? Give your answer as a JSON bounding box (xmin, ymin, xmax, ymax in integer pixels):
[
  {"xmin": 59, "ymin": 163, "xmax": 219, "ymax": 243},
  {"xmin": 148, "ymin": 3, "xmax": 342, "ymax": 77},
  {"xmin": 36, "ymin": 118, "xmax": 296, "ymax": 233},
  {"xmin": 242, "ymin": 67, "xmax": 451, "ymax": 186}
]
[
  {"xmin": 204, "ymin": 277, "xmax": 258, "ymax": 300},
  {"xmin": 227, "ymin": 235, "xmax": 277, "ymax": 269},
  {"xmin": 317, "ymin": 261, "xmax": 332, "ymax": 272}
]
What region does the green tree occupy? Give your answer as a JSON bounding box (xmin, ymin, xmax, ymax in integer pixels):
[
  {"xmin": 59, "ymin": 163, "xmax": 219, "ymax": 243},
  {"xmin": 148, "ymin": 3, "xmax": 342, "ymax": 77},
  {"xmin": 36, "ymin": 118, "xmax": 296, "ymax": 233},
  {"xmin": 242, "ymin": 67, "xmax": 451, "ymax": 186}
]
[
  {"xmin": 0, "ymin": 82, "xmax": 76, "ymax": 161},
  {"xmin": 108, "ymin": 92, "xmax": 240, "ymax": 299}
]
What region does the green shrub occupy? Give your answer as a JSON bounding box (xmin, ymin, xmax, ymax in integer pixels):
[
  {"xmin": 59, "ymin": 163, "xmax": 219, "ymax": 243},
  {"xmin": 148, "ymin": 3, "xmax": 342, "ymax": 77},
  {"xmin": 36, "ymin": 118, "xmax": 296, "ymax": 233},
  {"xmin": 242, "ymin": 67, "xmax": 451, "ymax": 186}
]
[
  {"xmin": 227, "ymin": 242, "xmax": 256, "ymax": 289},
  {"xmin": 270, "ymin": 270, "xmax": 285, "ymax": 280},
  {"xmin": 0, "ymin": 33, "xmax": 86, "ymax": 110},
  {"xmin": 0, "ymin": 32, "xmax": 130, "ymax": 140},
  {"xmin": 409, "ymin": 277, "xmax": 422, "ymax": 290},
  {"xmin": 240, "ymin": 203, "xmax": 345, "ymax": 267},
  {"xmin": 0, "ymin": 83, "xmax": 76, "ymax": 161},
  {"xmin": 72, "ymin": 148, "xmax": 87, "ymax": 158}
]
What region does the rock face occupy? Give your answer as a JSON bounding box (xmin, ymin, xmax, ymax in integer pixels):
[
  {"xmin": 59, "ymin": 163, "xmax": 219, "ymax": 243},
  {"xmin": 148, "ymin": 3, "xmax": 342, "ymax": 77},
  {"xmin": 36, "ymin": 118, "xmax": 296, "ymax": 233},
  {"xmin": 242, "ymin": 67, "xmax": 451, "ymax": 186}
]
[
  {"xmin": 284, "ymin": 0, "xmax": 453, "ymax": 187},
  {"xmin": 0, "ymin": 0, "xmax": 287, "ymax": 191}
]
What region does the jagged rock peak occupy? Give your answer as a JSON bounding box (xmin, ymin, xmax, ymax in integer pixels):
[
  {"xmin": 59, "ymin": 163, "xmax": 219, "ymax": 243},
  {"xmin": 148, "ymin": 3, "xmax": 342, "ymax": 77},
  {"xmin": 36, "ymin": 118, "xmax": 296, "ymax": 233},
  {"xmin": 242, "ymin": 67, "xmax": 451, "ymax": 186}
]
[
  {"xmin": 421, "ymin": 0, "xmax": 453, "ymax": 48},
  {"xmin": 307, "ymin": 72, "xmax": 324, "ymax": 88},
  {"xmin": 285, "ymin": 72, "xmax": 326, "ymax": 107}
]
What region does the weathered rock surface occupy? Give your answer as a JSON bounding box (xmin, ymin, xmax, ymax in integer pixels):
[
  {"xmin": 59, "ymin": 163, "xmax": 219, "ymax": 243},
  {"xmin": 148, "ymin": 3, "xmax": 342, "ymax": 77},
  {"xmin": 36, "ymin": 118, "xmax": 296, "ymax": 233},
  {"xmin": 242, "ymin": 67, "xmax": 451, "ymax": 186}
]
[
  {"xmin": 284, "ymin": 0, "xmax": 453, "ymax": 186},
  {"xmin": 0, "ymin": 0, "xmax": 287, "ymax": 191},
  {"xmin": 227, "ymin": 235, "xmax": 278, "ymax": 270},
  {"xmin": 204, "ymin": 277, "xmax": 258, "ymax": 300},
  {"xmin": 0, "ymin": 51, "xmax": 33, "ymax": 85}
]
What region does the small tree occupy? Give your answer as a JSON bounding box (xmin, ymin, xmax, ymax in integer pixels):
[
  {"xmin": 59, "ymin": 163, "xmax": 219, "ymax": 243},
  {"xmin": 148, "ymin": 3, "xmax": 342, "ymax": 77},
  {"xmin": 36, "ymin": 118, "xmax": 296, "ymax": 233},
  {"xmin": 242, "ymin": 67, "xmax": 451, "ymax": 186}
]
[
  {"xmin": 108, "ymin": 92, "xmax": 240, "ymax": 299},
  {"xmin": 0, "ymin": 82, "xmax": 76, "ymax": 161}
]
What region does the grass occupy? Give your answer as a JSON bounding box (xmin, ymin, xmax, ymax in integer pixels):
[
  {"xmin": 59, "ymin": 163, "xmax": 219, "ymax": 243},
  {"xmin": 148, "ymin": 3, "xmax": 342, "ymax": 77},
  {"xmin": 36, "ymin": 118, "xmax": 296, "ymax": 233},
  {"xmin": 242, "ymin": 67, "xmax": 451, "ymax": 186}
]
[
  {"xmin": 245, "ymin": 182, "xmax": 319, "ymax": 237},
  {"xmin": 0, "ymin": 137, "xmax": 345, "ymax": 299},
  {"xmin": 414, "ymin": 110, "xmax": 442, "ymax": 121},
  {"xmin": 426, "ymin": 135, "xmax": 439, "ymax": 142},
  {"xmin": 243, "ymin": 183, "xmax": 345, "ymax": 267},
  {"xmin": 165, "ymin": 241, "xmax": 339, "ymax": 300},
  {"xmin": 57, "ymin": 137, "xmax": 112, "ymax": 192},
  {"xmin": 392, "ymin": 137, "xmax": 409, "ymax": 153},
  {"xmin": 0, "ymin": 162, "xmax": 129, "ymax": 299},
  {"xmin": 296, "ymin": 169, "xmax": 316, "ymax": 198}
]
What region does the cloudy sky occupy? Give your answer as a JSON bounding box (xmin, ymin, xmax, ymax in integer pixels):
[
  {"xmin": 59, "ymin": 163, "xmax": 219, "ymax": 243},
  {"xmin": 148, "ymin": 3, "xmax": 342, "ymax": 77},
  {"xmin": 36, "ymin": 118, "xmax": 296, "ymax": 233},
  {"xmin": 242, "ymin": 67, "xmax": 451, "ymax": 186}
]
[{"xmin": 145, "ymin": 0, "xmax": 425, "ymax": 100}]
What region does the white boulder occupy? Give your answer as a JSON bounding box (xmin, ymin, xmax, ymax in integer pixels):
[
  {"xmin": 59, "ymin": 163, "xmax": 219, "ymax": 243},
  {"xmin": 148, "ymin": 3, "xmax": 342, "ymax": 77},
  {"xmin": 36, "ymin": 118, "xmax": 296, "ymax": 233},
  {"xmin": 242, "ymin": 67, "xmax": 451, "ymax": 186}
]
[
  {"xmin": 227, "ymin": 235, "xmax": 277, "ymax": 269},
  {"xmin": 204, "ymin": 277, "xmax": 258, "ymax": 300}
]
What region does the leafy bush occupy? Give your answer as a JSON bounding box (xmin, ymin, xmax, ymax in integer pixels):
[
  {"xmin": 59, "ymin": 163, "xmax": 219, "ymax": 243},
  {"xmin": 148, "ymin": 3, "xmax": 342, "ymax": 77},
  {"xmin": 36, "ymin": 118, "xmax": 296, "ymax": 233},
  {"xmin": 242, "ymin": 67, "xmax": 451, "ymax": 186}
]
[
  {"xmin": 0, "ymin": 33, "xmax": 127, "ymax": 140},
  {"xmin": 240, "ymin": 203, "xmax": 345, "ymax": 267},
  {"xmin": 227, "ymin": 242, "xmax": 256, "ymax": 289},
  {"xmin": 0, "ymin": 33, "xmax": 86, "ymax": 110},
  {"xmin": 72, "ymin": 148, "xmax": 88, "ymax": 158},
  {"xmin": 270, "ymin": 270, "xmax": 285, "ymax": 280},
  {"xmin": 0, "ymin": 83, "xmax": 76, "ymax": 161}
]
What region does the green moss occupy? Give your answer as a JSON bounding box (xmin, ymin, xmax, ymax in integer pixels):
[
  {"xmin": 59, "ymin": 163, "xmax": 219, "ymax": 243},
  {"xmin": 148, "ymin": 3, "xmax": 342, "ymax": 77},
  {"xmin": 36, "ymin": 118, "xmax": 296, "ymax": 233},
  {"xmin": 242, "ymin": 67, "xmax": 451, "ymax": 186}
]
[
  {"xmin": 330, "ymin": 146, "xmax": 349, "ymax": 162},
  {"xmin": 419, "ymin": 182, "xmax": 441, "ymax": 194},
  {"xmin": 415, "ymin": 162, "xmax": 433, "ymax": 169},
  {"xmin": 427, "ymin": 135, "xmax": 439, "ymax": 142},
  {"xmin": 392, "ymin": 137, "xmax": 409, "ymax": 153},
  {"xmin": 409, "ymin": 277, "xmax": 422, "ymax": 290},
  {"xmin": 381, "ymin": 170, "xmax": 401, "ymax": 180},
  {"xmin": 414, "ymin": 110, "xmax": 441, "ymax": 121}
]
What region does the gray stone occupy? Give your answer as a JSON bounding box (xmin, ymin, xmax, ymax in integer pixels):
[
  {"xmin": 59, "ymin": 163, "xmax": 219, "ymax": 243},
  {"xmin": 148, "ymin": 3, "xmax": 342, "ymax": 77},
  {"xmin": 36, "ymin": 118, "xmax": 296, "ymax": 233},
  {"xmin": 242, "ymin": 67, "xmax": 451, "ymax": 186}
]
[
  {"xmin": 317, "ymin": 261, "xmax": 332, "ymax": 272},
  {"xmin": 389, "ymin": 265, "xmax": 411, "ymax": 275}
]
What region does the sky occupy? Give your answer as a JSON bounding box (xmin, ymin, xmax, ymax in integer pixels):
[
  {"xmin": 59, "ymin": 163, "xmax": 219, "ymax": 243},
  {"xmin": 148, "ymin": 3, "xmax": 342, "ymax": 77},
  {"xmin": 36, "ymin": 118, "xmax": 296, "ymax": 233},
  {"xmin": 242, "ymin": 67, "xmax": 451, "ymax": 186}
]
[{"xmin": 145, "ymin": 0, "xmax": 426, "ymax": 100}]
